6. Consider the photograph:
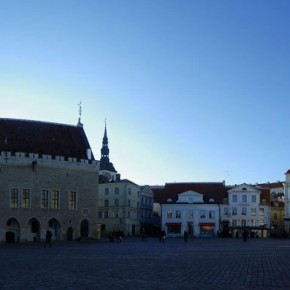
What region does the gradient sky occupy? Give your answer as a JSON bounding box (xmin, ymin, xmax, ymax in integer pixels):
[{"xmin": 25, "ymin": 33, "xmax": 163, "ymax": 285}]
[{"xmin": 1, "ymin": 0, "xmax": 290, "ymax": 186}]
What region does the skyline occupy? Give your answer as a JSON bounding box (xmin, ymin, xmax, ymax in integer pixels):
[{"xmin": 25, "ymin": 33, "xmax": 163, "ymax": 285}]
[{"xmin": 1, "ymin": 1, "xmax": 290, "ymax": 186}]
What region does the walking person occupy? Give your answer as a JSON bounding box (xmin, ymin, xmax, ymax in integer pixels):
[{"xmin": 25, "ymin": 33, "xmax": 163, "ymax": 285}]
[
  {"xmin": 184, "ymin": 230, "xmax": 188, "ymax": 242},
  {"xmin": 43, "ymin": 229, "xmax": 52, "ymax": 248},
  {"xmin": 141, "ymin": 228, "xmax": 147, "ymax": 241},
  {"xmin": 242, "ymin": 229, "xmax": 248, "ymax": 242},
  {"xmin": 161, "ymin": 229, "xmax": 166, "ymax": 243}
]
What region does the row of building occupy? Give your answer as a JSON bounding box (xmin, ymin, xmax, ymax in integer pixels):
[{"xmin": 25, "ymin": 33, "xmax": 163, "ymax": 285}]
[{"xmin": 0, "ymin": 117, "xmax": 288, "ymax": 243}]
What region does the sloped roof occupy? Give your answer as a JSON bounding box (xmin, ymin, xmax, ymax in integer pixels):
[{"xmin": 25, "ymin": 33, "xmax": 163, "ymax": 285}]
[
  {"xmin": 151, "ymin": 182, "xmax": 228, "ymax": 204},
  {"xmin": 100, "ymin": 161, "xmax": 117, "ymax": 172},
  {"xmin": 257, "ymin": 188, "xmax": 271, "ymax": 205},
  {"xmin": 0, "ymin": 118, "xmax": 94, "ymax": 160},
  {"xmin": 257, "ymin": 181, "xmax": 284, "ymax": 189}
]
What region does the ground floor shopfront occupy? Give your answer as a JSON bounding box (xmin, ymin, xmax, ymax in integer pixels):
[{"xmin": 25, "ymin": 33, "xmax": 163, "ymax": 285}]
[
  {"xmin": 219, "ymin": 221, "xmax": 269, "ymax": 238},
  {"xmin": 165, "ymin": 222, "xmax": 217, "ymax": 238}
]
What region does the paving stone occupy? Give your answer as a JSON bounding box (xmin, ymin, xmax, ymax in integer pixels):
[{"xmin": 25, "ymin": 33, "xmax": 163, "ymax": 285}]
[{"xmin": 1, "ymin": 238, "xmax": 290, "ymax": 289}]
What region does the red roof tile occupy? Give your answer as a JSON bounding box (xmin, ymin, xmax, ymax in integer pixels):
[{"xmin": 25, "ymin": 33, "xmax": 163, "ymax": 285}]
[{"xmin": 151, "ymin": 182, "xmax": 228, "ymax": 204}]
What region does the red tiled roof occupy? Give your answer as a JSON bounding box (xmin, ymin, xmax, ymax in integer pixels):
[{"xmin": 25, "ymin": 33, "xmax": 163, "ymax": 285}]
[
  {"xmin": 257, "ymin": 182, "xmax": 284, "ymax": 189},
  {"xmin": 151, "ymin": 182, "xmax": 228, "ymax": 204},
  {"xmin": 0, "ymin": 118, "xmax": 94, "ymax": 160},
  {"xmin": 259, "ymin": 188, "xmax": 271, "ymax": 205}
]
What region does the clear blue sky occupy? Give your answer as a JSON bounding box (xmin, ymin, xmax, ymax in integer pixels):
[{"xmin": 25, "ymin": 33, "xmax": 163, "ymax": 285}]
[{"xmin": 0, "ymin": 0, "xmax": 290, "ymax": 186}]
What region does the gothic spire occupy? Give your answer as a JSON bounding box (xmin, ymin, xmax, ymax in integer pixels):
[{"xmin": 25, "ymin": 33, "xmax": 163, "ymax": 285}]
[{"xmin": 100, "ymin": 121, "xmax": 117, "ymax": 173}]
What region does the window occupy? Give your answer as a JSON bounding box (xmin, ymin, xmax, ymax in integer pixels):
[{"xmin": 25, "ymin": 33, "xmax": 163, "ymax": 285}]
[
  {"xmin": 83, "ymin": 208, "xmax": 89, "ymax": 215},
  {"xmin": 51, "ymin": 190, "xmax": 60, "ymax": 209},
  {"xmin": 200, "ymin": 210, "xmax": 206, "ymax": 219},
  {"xmin": 98, "ymin": 211, "xmax": 102, "ymax": 218},
  {"xmin": 259, "ymin": 220, "xmax": 264, "ymax": 227},
  {"xmin": 10, "ymin": 188, "xmax": 19, "ymax": 208},
  {"xmin": 167, "ymin": 210, "xmax": 172, "ymax": 218},
  {"xmin": 128, "ymin": 188, "xmax": 131, "ymax": 195},
  {"xmin": 209, "ymin": 211, "xmax": 215, "ymax": 219},
  {"xmin": 232, "ymin": 219, "xmax": 237, "ymax": 227},
  {"xmin": 251, "ymin": 208, "xmax": 256, "ymax": 216},
  {"xmin": 241, "ymin": 220, "xmax": 246, "ymax": 227},
  {"xmin": 260, "ymin": 208, "xmax": 265, "ymax": 216},
  {"xmin": 114, "ymin": 199, "xmax": 119, "ymax": 206},
  {"xmin": 274, "ymin": 213, "xmax": 278, "ymax": 220},
  {"xmin": 41, "ymin": 190, "xmax": 49, "ymax": 208},
  {"xmin": 232, "ymin": 195, "xmax": 237, "ymax": 202},
  {"xmin": 137, "ymin": 202, "xmax": 140, "ymax": 208},
  {"xmin": 224, "ymin": 207, "xmax": 229, "ymax": 216},
  {"xmin": 104, "ymin": 211, "xmax": 108, "ymax": 218},
  {"xmin": 232, "ymin": 207, "xmax": 237, "ymax": 215},
  {"xmin": 104, "ymin": 200, "xmax": 109, "ymax": 207},
  {"xmin": 242, "ymin": 207, "xmax": 247, "ymax": 215},
  {"xmin": 128, "ymin": 211, "xmax": 131, "ymax": 218},
  {"xmin": 242, "ymin": 195, "xmax": 247, "ymax": 202},
  {"xmin": 68, "ymin": 191, "xmax": 76, "ymax": 209},
  {"xmin": 128, "ymin": 199, "xmax": 131, "ymax": 207},
  {"xmin": 114, "ymin": 187, "xmax": 119, "ymax": 194},
  {"xmin": 188, "ymin": 210, "xmax": 193, "ymax": 219},
  {"xmin": 22, "ymin": 189, "xmax": 30, "ymax": 208},
  {"xmin": 105, "ymin": 188, "xmax": 109, "ymax": 195},
  {"xmin": 114, "ymin": 211, "xmax": 119, "ymax": 218},
  {"xmin": 252, "ymin": 195, "xmax": 257, "ymax": 203},
  {"xmin": 176, "ymin": 210, "xmax": 181, "ymax": 218},
  {"xmin": 251, "ymin": 220, "xmax": 256, "ymax": 227}
]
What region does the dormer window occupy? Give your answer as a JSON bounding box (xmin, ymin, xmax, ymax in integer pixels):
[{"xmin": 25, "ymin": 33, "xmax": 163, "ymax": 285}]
[{"xmin": 242, "ymin": 187, "xmax": 247, "ymax": 190}]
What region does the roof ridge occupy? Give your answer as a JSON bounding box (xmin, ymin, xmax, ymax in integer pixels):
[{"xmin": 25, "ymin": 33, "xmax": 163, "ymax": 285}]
[{"xmin": 0, "ymin": 118, "xmax": 77, "ymax": 128}]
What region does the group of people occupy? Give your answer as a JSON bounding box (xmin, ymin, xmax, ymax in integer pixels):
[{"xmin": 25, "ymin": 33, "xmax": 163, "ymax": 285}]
[{"xmin": 108, "ymin": 230, "xmax": 123, "ymax": 242}]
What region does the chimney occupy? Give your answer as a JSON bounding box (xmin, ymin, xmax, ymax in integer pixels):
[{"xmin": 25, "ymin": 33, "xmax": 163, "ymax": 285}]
[{"xmin": 86, "ymin": 149, "xmax": 92, "ymax": 160}]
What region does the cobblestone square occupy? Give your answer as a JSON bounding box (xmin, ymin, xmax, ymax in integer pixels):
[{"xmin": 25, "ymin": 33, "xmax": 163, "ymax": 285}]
[{"xmin": 1, "ymin": 237, "xmax": 290, "ymax": 290}]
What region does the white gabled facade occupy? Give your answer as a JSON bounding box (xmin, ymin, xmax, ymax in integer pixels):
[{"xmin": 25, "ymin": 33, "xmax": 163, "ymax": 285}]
[
  {"xmin": 220, "ymin": 183, "xmax": 270, "ymax": 238},
  {"xmin": 161, "ymin": 190, "xmax": 219, "ymax": 238}
]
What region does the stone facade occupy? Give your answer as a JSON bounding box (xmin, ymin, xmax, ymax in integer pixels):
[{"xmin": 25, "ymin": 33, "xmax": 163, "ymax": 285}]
[
  {"xmin": 0, "ymin": 118, "xmax": 100, "ymax": 243},
  {"xmin": 0, "ymin": 152, "xmax": 100, "ymax": 242}
]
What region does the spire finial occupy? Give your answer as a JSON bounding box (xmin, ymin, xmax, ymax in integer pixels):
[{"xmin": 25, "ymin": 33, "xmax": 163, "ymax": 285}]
[
  {"xmin": 77, "ymin": 102, "xmax": 83, "ymax": 126},
  {"xmin": 78, "ymin": 101, "xmax": 82, "ymax": 121}
]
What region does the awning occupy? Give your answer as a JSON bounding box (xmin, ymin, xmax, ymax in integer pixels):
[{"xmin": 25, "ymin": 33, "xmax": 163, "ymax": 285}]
[
  {"xmin": 166, "ymin": 222, "xmax": 181, "ymax": 226},
  {"xmin": 199, "ymin": 223, "xmax": 215, "ymax": 226}
]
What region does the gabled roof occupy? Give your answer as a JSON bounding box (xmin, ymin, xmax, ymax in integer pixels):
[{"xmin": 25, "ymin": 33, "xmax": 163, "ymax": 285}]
[
  {"xmin": 228, "ymin": 183, "xmax": 260, "ymax": 193},
  {"xmin": 257, "ymin": 181, "xmax": 284, "ymax": 189},
  {"xmin": 0, "ymin": 118, "xmax": 94, "ymax": 160},
  {"xmin": 151, "ymin": 182, "xmax": 228, "ymax": 204}
]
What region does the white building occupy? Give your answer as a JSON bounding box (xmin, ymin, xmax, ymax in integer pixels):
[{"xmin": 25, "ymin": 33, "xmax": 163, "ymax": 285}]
[
  {"xmin": 283, "ymin": 170, "xmax": 290, "ymax": 234},
  {"xmin": 220, "ymin": 183, "xmax": 270, "ymax": 238},
  {"xmin": 161, "ymin": 190, "xmax": 220, "ymax": 238}
]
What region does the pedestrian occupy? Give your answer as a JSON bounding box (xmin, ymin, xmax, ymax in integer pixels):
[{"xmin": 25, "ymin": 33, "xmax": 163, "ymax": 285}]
[
  {"xmin": 161, "ymin": 229, "xmax": 166, "ymax": 243},
  {"xmin": 242, "ymin": 229, "xmax": 248, "ymax": 242},
  {"xmin": 43, "ymin": 229, "xmax": 52, "ymax": 248},
  {"xmin": 141, "ymin": 228, "xmax": 147, "ymax": 241},
  {"xmin": 184, "ymin": 230, "xmax": 188, "ymax": 242}
]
